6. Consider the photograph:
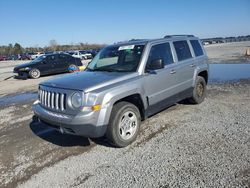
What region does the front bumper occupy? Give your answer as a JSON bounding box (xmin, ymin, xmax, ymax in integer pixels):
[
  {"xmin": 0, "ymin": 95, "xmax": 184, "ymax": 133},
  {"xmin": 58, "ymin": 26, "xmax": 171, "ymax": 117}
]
[{"xmin": 32, "ymin": 103, "xmax": 107, "ymax": 138}]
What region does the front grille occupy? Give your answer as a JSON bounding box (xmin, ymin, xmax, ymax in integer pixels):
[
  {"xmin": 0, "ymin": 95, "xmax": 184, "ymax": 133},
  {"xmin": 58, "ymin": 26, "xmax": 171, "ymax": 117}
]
[{"xmin": 39, "ymin": 89, "xmax": 66, "ymax": 111}]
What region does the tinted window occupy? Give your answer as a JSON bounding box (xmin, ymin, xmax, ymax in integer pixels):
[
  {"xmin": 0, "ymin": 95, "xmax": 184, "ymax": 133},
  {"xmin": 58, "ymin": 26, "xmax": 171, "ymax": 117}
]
[
  {"xmin": 190, "ymin": 40, "xmax": 204, "ymax": 56},
  {"xmin": 173, "ymin": 41, "xmax": 192, "ymax": 61},
  {"xmin": 147, "ymin": 43, "xmax": 174, "ymax": 66},
  {"xmin": 46, "ymin": 55, "xmax": 56, "ymax": 62},
  {"xmin": 59, "ymin": 54, "xmax": 69, "ymax": 59}
]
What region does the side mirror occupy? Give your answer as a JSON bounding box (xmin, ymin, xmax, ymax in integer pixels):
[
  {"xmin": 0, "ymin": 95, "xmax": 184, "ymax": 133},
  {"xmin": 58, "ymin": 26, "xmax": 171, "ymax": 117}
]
[{"xmin": 147, "ymin": 58, "xmax": 164, "ymax": 71}]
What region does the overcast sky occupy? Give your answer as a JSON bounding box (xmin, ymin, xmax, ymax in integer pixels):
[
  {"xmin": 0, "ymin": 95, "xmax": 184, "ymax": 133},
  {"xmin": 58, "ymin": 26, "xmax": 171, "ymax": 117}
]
[{"xmin": 0, "ymin": 0, "xmax": 250, "ymax": 47}]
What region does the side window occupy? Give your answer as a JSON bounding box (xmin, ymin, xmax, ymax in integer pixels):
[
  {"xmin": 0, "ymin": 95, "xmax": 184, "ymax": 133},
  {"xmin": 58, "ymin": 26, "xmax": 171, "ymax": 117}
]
[
  {"xmin": 173, "ymin": 40, "xmax": 192, "ymax": 61},
  {"xmin": 147, "ymin": 43, "xmax": 174, "ymax": 66},
  {"xmin": 46, "ymin": 55, "xmax": 56, "ymax": 62},
  {"xmin": 190, "ymin": 40, "xmax": 204, "ymax": 56},
  {"xmin": 59, "ymin": 54, "xmax": 67, "ymax": 59}
]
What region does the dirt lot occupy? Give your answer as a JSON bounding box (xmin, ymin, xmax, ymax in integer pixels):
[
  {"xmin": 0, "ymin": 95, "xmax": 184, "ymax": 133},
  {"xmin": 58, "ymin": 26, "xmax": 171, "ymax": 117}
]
[
  {"xmin": 0, "ymin": 42, "xmax": 250, "ymax": 187},
  {"xmin": 205, "ymin": 41, "xmax": 250, "ymax": 63}
]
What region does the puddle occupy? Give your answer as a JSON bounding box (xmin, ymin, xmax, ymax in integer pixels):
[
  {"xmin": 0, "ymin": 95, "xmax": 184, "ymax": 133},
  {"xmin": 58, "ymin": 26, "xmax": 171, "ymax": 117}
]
[
  {"xmin": 209, "ymin": 63, "xmax": 250, "ymax": 83},
  {"xmin": 0, "ymin": 64, "xmax": 250, "ymax": 106},
  {"xmin": 0, "ymin": 92, "xmax": 37, "ymax": 106}
]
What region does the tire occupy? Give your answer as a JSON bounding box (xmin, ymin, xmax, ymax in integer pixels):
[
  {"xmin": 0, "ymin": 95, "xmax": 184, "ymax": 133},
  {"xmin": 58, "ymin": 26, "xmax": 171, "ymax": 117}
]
[
  {"xmin": 29, "ymin": 68, "xmax": 40, "ymax": 79},
  {"xmin": 68, "ymin": 64, "xmax": 78, "ymax": 72},
  {"xmin": 106, "ymin": 101, "xmax": 141, "ymax": 147},
  {"xmin": 18, "ymin": 72, "xmax": 28, "ymax": 80},
  {"xmin": 188, "ymin": 76, "xmax": 207, "ymax": 104}
]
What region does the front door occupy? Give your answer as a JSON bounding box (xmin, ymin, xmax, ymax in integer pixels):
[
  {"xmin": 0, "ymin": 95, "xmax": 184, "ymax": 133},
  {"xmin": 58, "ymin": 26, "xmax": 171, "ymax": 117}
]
[
  {"xmin": 45, "ymin": 54, "xmax": 58, "ymax": 74},
  {"xmin": 143, "ymin": 42, "xmax": 180, "ymax": 115}
]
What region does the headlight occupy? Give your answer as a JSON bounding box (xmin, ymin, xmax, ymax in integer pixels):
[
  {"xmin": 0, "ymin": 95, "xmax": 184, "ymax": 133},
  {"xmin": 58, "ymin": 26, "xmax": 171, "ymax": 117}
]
[
  {"xmin": 19, "ymin": 67, "xmax": 30, "ymax": 71},
  {"xmin": 71, "ymin": 92, "xmax": 83, "ymax": 108}
]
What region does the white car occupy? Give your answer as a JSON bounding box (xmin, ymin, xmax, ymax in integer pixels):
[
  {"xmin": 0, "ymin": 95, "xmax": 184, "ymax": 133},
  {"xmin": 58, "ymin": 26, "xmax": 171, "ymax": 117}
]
[
  {"xmin": 31, "ymin": 52, "xmax": 45, "ymax": 60},
  {"xmin": 71, "ymin": 50, "xmax": 92, "ymax": 60}
]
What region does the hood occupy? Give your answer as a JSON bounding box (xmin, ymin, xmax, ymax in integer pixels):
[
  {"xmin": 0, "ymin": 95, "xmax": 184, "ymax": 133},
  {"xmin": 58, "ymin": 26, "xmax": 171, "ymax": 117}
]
[
  {"xmin": 14, "ymin": 61, "xmax": 37, "ymax": 69},
  {"xmin": 41, "ymin": 71, "xmax": 137, "ymax": 92}
]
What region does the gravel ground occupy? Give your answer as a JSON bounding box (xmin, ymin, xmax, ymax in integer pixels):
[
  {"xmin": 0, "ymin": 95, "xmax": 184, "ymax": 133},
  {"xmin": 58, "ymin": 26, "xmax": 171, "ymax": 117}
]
[{"xmin": 17, "ymin": 83, "xmax": 250, "ymax": 188}]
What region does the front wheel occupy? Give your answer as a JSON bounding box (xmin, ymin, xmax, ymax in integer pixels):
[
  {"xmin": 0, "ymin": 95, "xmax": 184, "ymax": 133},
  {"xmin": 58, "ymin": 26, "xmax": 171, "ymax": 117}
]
[
  {"xmin": 29, "ymin": 68, "xmax": 40, "ymax": 79},
  {"xmin": 188, "ymin": 76, "xmax": 207, "ymax": 104},
  {"xmin": 106, "ymin": 102, "xmax": 141, "ymax": 147}
]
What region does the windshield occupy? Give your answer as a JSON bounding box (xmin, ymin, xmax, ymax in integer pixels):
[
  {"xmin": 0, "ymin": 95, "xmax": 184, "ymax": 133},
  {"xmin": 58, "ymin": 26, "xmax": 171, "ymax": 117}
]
[
  {"xmin": 32, "ymin": 55, "xmax": 46, "ymax": 62},
  {"xmin": 87, "ymin": 44, "xmax": 145, "ymax": 72}
]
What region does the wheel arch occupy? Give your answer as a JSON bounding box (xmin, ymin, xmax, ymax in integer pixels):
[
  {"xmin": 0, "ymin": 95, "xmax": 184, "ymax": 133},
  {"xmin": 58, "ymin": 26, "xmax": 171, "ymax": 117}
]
[
  {"xmin": 114, "ymin": 94, "xmax": 146, "ymax": 121},
  {"xmin": 198, "ymin": 70, "xmax": 208, "ymax": 84}
]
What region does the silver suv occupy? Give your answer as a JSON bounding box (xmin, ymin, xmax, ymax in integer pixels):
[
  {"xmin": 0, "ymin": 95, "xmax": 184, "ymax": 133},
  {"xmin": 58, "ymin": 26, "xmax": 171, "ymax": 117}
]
[{"xmin": 33, "ymin": 35, "xmax": 209, "ymax": 147}]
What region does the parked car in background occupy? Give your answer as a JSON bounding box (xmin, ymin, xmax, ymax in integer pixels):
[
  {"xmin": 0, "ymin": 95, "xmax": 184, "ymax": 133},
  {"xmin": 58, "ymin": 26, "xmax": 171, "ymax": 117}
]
[
  {"xmin": 31, "ymin": 52, "xmax": 45, "ymax": 60},
  {"xmin": 13, "ymin": 53, "xmax": 82, "ymax": 78},
  {"xmin": 9, "ymin": 55, "xmax": 18, "ymax": 60},
  {"xmin": 79, "ymin": 50, "xmax": 92, "ymax": 59},
  {"xmin": 0, "ymin": 55, "xmax": 8, "ymax": 61},
  {"xmin": 85, "ymin": 49, "xmax": 100, "ymax": 58},
  {"xmin": 18, "ymin": 53, "xmax": 31, "ymax": 60},
  {"xmin": 71, "ymin": 50, "xmax": 92, "ymax": 60}
]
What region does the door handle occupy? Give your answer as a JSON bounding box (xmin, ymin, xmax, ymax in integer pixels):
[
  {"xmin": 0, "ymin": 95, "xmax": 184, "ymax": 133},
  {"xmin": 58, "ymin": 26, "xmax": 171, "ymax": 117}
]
[
  {"xmin": 170, "ymin": 70, "xmax": 176, "ymax": 74},
  {"xmin": 190, "ymin": 64, "xmax": 196, "ymax": 67}
]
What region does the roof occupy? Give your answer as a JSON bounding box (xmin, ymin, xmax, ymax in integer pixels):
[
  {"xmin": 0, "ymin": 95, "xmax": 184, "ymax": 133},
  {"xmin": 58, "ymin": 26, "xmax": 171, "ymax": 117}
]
[{"xmin": 111, "ymin": 35, "xmax": 198, "ymax": 47}]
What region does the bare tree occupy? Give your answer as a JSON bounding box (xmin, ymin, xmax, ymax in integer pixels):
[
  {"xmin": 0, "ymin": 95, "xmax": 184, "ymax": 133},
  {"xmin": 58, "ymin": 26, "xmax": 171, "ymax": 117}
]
[{"xmin": 49, "ymin": 39, "xmax": 58, "ymax": 51}]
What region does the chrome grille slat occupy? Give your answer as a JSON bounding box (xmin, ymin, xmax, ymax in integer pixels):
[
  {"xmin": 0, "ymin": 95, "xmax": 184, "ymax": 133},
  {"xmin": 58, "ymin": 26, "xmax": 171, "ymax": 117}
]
[
  {"xmin": 51, "ymin": 92, "xmax": 54, "ymax": 109},
  {"xmin": 48, "ymin": 92, "xmax": 51, "ymax": 108},
  {"xmin": 39, "ymin": 89, "xmax": 66, "ymax": 111},
  {"xmin": 45, "ymin": 91, "xmax": 47, "ymax": 106},
  {"xmin": 55, "ymin": 93, "xmax": 59, "ymax": 109},
  {"xmin": 60, "ymin": 93, "xmax": 65, "ymax": 111},
  {"xmin": 42, "ymin": 91, "xmax": 45, "ymax": 105}
]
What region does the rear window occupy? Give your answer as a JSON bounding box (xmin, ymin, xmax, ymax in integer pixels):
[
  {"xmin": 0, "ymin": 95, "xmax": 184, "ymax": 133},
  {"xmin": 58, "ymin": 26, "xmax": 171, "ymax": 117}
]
[
  {"xmin": 190, "ymin": 40, "xmax": 204, "ymax": 56},
  {"xmin": 173, "ymin": 40, "xmax": 192, "ymax": 61}
]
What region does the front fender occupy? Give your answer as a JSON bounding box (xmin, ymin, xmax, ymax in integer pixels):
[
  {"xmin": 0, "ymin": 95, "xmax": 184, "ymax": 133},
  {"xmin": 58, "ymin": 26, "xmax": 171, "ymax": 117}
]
[{"xmin": 97, "ymin": 83, "xmax": 145, "ymax": 126}]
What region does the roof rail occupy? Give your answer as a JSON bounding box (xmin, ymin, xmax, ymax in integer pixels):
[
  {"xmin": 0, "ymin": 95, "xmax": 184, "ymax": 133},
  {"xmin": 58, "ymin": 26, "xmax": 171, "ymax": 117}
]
[{"xmin": 164, "ymin": 35, "xmax": 194, "ymax": 38}]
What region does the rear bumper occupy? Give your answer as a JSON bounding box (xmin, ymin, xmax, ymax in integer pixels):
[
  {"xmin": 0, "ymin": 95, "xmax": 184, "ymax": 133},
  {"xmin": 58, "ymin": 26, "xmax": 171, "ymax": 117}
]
[{"xmin": 32, "ymin": 103, "xmax": 107, "ymax": 138}]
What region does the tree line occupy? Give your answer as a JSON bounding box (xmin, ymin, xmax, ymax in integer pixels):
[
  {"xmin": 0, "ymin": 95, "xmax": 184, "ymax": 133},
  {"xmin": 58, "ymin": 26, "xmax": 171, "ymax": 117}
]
[{"xmin": 0, "ymin": 40, "xmax": 105, "ymax": 56}]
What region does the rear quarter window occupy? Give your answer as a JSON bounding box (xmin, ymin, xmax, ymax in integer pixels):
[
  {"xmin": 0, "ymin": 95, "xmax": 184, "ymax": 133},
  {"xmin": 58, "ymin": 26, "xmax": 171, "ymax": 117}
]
[
  {"xmin": 173, "ymin": 40, "xmax": 192, "ymax": 61},
  {"xmin": 190, "ymin": 40, "xmax": 204, "ymax": 56}
]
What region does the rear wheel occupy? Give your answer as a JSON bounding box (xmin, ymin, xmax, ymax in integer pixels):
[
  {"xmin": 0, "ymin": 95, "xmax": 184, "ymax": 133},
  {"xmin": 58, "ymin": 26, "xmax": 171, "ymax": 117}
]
[
  {"xmin": 68, "ymin": 64, "xmax": 78, "ymax": 72},
  {"xmin": 188, "ymin": 76, "xmax": 207, "ymax": 104},
  {"xmin": 29, "ymin": 68, "xmax": 40, "ymax": 79},
  {"xmin": 106, "ymin": 102, "xmax": 141, "ymax": 147}
]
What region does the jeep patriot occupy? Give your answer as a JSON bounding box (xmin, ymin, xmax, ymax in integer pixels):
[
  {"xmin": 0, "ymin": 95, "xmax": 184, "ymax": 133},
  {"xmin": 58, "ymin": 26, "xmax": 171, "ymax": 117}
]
[{"xmin": 33, "ymin": 35, "xmax": 209, "ymax": 147}]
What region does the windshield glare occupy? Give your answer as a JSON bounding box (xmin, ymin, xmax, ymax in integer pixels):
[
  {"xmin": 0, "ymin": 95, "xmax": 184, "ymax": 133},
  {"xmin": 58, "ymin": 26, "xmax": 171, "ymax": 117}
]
[
  {"xmin": 87, "ymin": 45, "xmax": 144, "ymax": 72},
  {"xmin": 33, "ymin": 55, "xmax": 46, "ymax": 62}
]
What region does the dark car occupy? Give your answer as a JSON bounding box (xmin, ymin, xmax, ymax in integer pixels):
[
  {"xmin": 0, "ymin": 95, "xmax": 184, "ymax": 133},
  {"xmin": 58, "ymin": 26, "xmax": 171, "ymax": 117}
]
[
  {"xmin": 19, "ymin": 53, "xmax": 31, "ymax": 60},
  {"xmin": 13, "ymin": 53, "xmax": 82, "ymax": 79}
]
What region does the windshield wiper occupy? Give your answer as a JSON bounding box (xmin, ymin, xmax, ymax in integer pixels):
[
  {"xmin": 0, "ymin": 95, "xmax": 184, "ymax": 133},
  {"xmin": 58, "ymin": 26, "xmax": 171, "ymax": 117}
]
[{"xmin": 91, "ymin": 67, "xmax": 116, "ymax": 72}]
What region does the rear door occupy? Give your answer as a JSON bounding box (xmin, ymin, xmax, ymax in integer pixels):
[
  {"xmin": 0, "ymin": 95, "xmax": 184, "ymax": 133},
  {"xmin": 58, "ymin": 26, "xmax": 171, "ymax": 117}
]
[
  {"xmin": 57, "ymin": 54, "xmax": 71, "ymax": 72},
  {"xmin": 143, "ymin": 42, "xmax": 180, "ymax": 112},
  {"xmin": 172, "ymin": 40, "xmax": 195, "ymax": 91},
  {"xmin": 45, "ymin": 54, "xmax": 58, "ymax": 74}
]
